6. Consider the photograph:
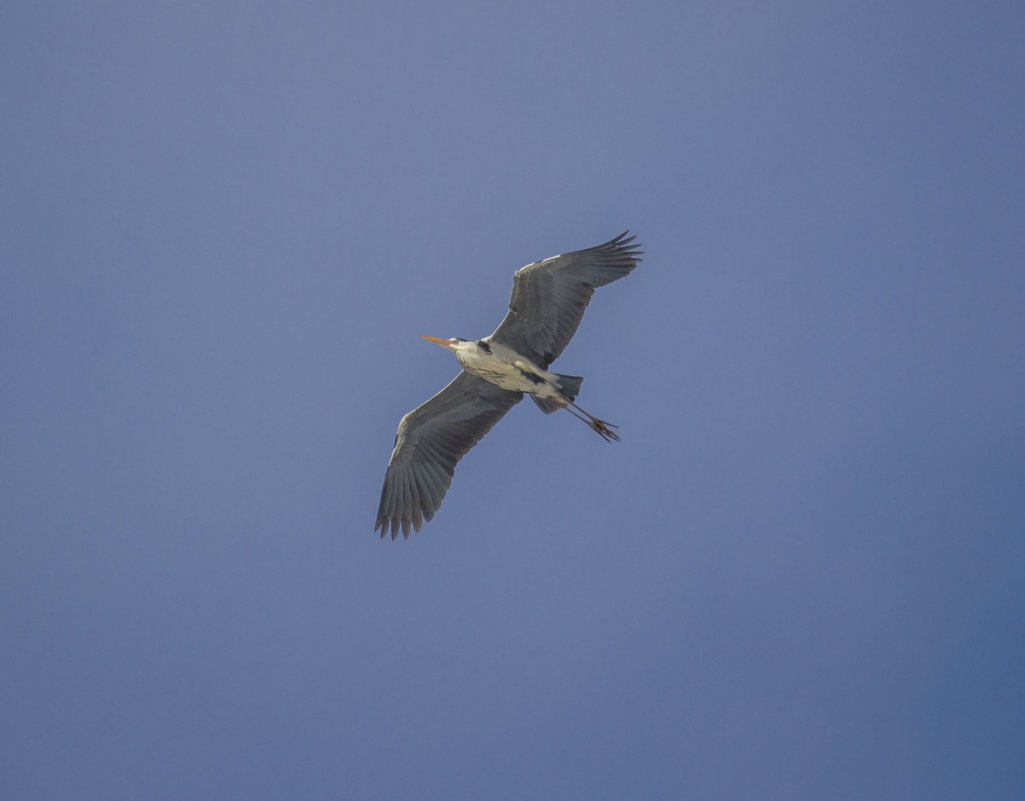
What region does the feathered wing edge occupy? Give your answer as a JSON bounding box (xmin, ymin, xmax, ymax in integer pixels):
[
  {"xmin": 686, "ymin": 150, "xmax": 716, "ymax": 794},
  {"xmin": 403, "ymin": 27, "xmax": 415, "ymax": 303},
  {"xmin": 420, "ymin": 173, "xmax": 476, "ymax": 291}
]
[
  {"xmin": 489, "ymin": 231, "xmax": 643, "ymax": 367},
  {"xmin": 375, "ymin": 371, "xmax": 523, "ymax": 539}
]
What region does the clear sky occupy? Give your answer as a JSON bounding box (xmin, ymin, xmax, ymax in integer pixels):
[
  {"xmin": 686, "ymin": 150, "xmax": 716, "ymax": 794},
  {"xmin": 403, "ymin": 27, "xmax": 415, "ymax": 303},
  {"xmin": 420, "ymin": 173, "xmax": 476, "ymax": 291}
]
[{"xmin": 3, "ymin": 1, "xmax": 1024, "ymax": 799}]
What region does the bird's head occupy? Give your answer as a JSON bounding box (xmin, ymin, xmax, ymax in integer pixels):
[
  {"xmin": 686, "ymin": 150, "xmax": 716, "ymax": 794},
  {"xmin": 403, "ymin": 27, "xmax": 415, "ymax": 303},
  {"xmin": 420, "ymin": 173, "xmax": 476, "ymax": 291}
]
[{"xmin": 421, "ymin": 335, "xmax": 467, "ymax": 352}]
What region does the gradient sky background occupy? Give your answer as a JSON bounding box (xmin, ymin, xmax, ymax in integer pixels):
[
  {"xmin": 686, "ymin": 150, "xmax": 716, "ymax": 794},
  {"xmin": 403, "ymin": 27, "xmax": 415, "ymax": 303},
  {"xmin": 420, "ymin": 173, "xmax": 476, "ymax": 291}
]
[{"xmin": 3, "ymin": 2, "xmax": 1024, "ymax": 799}]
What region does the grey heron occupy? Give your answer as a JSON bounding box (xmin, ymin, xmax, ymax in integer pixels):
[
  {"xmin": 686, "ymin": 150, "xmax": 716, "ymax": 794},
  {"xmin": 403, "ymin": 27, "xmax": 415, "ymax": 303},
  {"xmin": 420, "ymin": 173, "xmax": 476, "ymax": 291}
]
[{"xmin": 375, "ymin": 231, "xmax": 643, "ymax": 539}]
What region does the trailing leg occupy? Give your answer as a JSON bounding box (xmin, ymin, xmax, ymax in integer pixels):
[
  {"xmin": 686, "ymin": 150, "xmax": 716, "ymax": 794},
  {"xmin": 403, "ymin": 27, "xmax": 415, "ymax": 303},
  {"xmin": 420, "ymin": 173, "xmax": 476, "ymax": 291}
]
[{"xmin": 565, "ymin": 402, "xmax": 620, "ymax": 442}]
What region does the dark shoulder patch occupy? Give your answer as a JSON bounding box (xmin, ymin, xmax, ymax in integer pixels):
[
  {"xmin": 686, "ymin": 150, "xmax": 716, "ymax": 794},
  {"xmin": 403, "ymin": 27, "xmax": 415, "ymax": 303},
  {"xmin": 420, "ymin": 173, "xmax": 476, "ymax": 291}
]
[{"xmin": 476, "ymin": 340, "xmax": 492, "ymax": 354}]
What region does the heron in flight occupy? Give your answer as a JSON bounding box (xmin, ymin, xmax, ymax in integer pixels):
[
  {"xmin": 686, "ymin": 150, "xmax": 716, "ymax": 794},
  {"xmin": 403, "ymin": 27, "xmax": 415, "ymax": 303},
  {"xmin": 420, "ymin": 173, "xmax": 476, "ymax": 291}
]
[{"xmin": 375, "ymin": 231, "xmax": 643, "ymax": 539}]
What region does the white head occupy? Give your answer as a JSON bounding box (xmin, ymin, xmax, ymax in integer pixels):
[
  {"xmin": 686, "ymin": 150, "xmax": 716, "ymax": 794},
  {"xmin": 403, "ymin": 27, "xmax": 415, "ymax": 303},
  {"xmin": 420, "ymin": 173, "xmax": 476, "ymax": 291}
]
[{"xmin": 421, "ymin": 335, "xmax": 471, "ymax": 352}]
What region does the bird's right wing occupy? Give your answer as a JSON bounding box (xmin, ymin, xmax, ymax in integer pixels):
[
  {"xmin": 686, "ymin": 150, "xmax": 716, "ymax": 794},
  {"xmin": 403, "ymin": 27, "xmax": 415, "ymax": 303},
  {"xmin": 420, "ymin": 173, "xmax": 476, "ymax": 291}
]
[{"xmin": 375, "ymin": 371, "xmax": 523, "ymax": 539}]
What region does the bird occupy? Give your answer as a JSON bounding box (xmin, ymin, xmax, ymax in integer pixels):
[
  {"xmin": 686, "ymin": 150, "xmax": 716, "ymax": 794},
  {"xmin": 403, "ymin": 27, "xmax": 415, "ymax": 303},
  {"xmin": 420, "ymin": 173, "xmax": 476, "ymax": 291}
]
[{"xmin": 375, "ymin": 231, "xmax": 643, "ymax": 539}]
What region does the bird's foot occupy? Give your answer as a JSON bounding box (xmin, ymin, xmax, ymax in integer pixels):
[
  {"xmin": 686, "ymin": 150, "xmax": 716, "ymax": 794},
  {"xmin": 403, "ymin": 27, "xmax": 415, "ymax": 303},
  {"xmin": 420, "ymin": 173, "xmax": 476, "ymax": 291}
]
[{"xmin": 589, "ymin": 418, "xmax": 620, "ymax": 442}]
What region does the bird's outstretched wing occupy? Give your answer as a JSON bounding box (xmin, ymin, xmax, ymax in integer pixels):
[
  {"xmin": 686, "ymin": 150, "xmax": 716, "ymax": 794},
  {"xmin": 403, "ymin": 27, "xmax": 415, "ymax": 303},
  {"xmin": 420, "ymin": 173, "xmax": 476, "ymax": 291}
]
[
  {"xmin": 489, "ymin": 231, "xmax": 643, "ymax": 367},
  {"xmin": 375, "ymin": 371, "xmax": 523, "ymax": 539}
]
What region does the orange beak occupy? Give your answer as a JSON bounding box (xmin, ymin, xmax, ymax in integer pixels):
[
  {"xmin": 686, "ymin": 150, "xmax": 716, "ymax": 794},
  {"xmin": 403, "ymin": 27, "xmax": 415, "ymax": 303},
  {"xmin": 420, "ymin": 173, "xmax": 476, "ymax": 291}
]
[{"xmin": 421, "ymin": 335, "xmax": 455, "ymax": 347}]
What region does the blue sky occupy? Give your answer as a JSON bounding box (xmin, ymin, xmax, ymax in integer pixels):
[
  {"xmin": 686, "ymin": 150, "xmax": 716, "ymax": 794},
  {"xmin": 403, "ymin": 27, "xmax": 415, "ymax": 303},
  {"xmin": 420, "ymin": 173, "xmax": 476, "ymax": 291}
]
[{"xmin": 3, "ymin": 1, "xmax": 1024, "ymax": 798}]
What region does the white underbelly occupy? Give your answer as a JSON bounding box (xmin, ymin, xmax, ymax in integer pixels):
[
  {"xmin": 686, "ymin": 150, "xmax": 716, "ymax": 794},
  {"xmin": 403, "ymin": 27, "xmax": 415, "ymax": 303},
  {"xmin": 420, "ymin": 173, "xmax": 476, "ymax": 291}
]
[{"xmin": 457, "ymin": 351, "xmax": 561, "ymax": 397}]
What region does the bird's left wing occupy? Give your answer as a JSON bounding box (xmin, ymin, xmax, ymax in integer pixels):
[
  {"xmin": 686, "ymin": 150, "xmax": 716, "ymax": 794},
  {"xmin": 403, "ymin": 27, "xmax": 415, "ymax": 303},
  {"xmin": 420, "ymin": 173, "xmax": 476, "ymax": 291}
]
[
  {"xmin": 375, "ymin": 371, "xmax": 523, "ymax": 539},
  {"xmin": 489, "ymin": 231, "xmax": 643, "ymax": 367}
]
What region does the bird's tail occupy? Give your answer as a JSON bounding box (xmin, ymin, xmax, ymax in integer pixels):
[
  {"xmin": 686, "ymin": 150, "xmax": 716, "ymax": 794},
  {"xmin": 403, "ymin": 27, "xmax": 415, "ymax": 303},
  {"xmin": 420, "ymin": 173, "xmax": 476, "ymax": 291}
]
[
  {"xmin": 529, "ymin": 373, "xmax": 584, "ymax": 415},
  {"xmin": 555, "ymin": 374, "xmax": 583, "ymax": 401}
]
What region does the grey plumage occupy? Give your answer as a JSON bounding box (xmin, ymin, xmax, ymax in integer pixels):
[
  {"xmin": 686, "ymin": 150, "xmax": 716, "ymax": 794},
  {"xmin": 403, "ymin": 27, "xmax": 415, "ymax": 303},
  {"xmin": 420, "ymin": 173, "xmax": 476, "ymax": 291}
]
[
  {"xmin": 375, "ymin": 232, "xmax": 643, "ymax": 539},
  {"xmin": 490, "ymin": 232, "xmax": 642, "ymax": 367},
  {"xmin": 375, "ymin": 371, "xmax": 522, "ymax": 539}
]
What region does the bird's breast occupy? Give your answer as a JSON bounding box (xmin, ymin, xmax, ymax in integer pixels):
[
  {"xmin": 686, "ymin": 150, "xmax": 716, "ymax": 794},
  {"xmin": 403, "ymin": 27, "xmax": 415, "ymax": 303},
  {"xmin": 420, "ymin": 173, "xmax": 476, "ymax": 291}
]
[{"xmin": 456, "ymin": 349, "xmax": 558, "ymax": 395}]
